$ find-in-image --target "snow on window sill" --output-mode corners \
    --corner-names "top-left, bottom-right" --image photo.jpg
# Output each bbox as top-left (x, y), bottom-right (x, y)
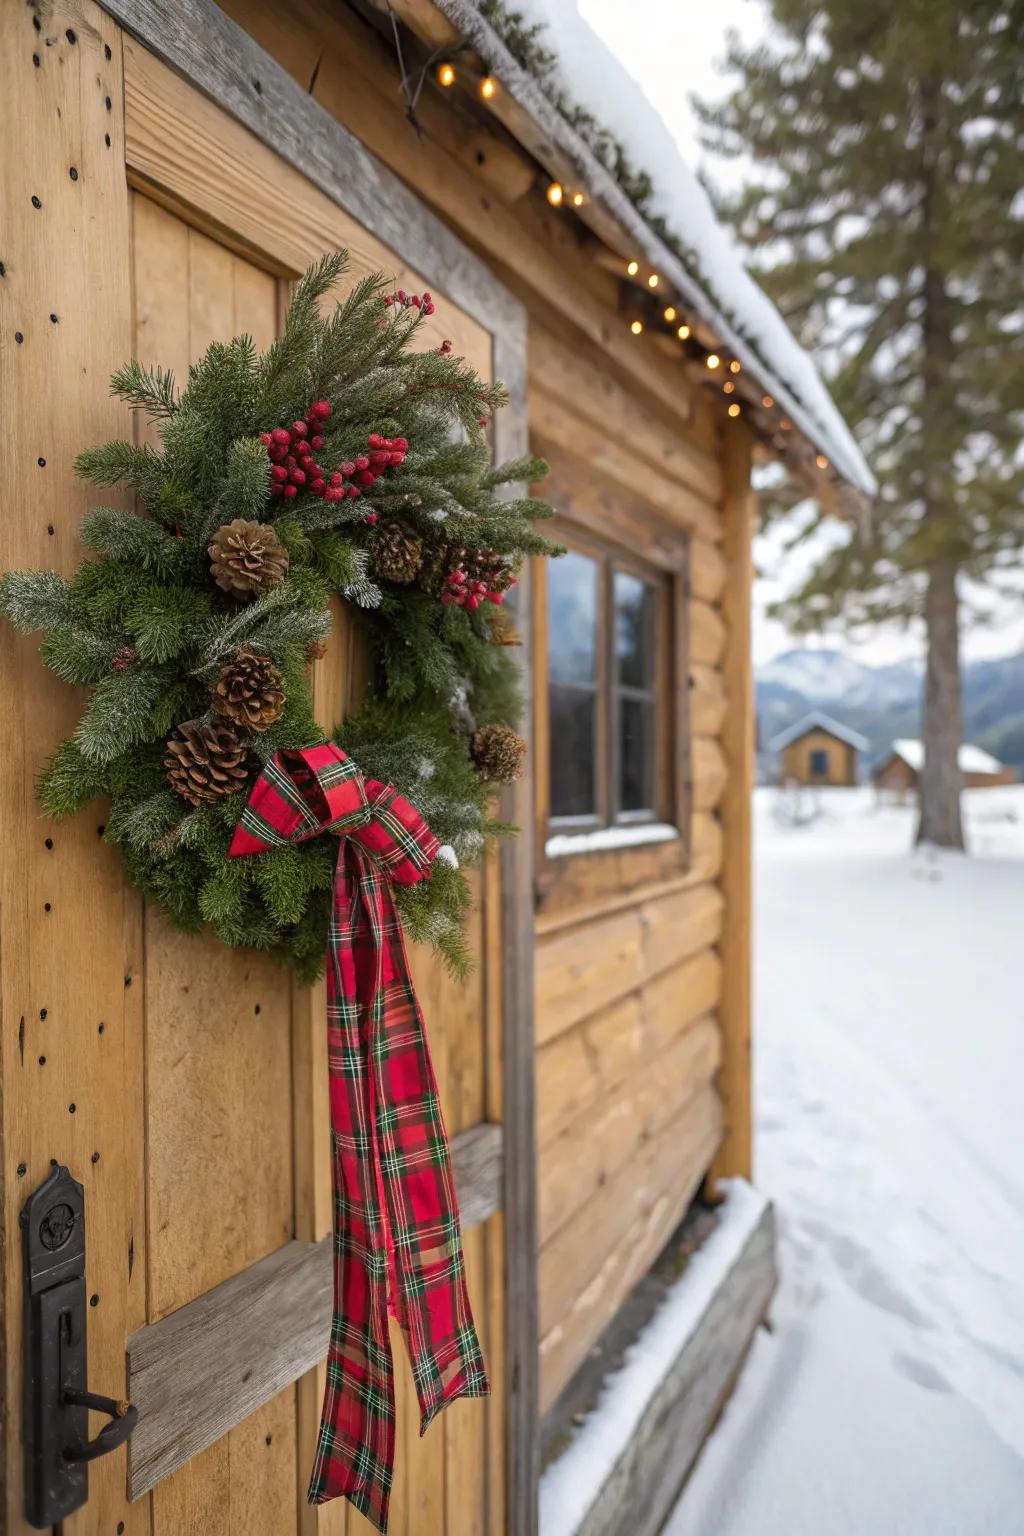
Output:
top-left (545, 822), bottom-right (680, 859)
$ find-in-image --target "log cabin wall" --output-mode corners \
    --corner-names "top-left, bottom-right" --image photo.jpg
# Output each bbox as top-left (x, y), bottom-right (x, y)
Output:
top-left (214, 0), bottom-right (753, 1438)
top-left (529, 325), bottom-right (731, 1411)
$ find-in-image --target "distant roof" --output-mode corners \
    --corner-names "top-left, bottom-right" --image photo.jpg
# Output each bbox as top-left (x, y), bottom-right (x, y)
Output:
top-left (888, 739), bottom-right (1005, 774)
top-left (768, 711), bottom-right (870, 753)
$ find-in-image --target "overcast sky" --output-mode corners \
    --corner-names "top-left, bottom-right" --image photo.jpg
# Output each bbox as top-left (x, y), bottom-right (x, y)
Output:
top-left (579, 0), bottom-right (1024, 669)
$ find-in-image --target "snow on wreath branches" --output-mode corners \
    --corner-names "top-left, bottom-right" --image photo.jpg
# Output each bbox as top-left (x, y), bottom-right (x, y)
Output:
top-left (0, 251), bottom-right (558, 979)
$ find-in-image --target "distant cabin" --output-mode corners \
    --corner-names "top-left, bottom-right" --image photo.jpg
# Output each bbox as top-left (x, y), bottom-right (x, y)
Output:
top-left (874, 738), bottom-right (1016, 797)
top-left (769, 711), bottom-right (869, 787)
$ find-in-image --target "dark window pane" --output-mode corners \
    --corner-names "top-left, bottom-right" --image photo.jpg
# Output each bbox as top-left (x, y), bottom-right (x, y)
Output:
top-left (549, 551), bottom-right (599, 684)
top-left (614, 571), bottom-right (655, 690)
top-left (549, 684), bottom-right (597, 818)
top-left (618, 697), bottom-right (655, 814)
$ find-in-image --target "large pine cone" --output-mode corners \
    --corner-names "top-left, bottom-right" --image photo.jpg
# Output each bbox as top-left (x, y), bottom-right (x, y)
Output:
top-left (211, 648), bottom-right (286, 733)
top-left (369, 520), bottom-right (424, 585)
top-left (208, 518), bottom-right (289, 600)
top-left (417, 542), bottom-right (453, 597)
top-left (165, 718), bottom-right (251, 806)
top-left (470, 722), bottom-right (527, 785)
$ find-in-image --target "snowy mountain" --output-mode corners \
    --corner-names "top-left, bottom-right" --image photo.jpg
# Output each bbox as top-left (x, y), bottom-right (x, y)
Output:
top-left (757, 649), bottom-right (876, 702)
top-left (756, 648), bottom-right (1024, 770)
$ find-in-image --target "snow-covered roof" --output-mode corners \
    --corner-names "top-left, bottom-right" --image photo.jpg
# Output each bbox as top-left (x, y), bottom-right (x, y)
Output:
top-left (769, 711), bottom-right (870, 754)
top-left (889, 739), bottom-right (1005, 775)
top-left (436, 0), bottom-right (875, 502)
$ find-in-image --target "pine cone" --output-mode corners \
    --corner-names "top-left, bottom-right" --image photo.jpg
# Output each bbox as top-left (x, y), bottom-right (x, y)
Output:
top-left (417, 542), bottom-right (453, 597)
top-left (208, 518), bottom-right (289, 600)
top-left (165, 718), bottom-right (251, 806)
top-left (462, 548), bottom-right (519, 596)
top-left (211, 648), bottom-right (286, 733)
top-left (470, 722), bottom-right (527, 785)
top-left (369, 521), bottom-right (424, 585)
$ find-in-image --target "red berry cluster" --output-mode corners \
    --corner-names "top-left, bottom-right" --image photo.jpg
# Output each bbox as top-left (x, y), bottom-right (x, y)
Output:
top-left (440, 568), bottom-right (517, 611)
top-left (383, 288), bottom-right (436, 316)
top-left (260, 401), bottom-right (408, 514)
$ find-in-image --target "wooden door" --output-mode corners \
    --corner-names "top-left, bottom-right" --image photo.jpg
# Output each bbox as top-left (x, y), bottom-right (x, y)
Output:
top-left (1, 7), bottom-right (533, 1534)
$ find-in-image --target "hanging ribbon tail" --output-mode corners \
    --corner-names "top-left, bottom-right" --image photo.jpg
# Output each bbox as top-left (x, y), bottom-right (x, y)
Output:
top-left (230, 744), bottom-right (489, 1534)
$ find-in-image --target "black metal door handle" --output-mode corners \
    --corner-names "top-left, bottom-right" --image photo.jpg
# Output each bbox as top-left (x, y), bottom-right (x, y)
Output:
top-left (62, 1390), bottom-right (139, 1464)
top-left (21, 1162), bottom-right (141, 1528)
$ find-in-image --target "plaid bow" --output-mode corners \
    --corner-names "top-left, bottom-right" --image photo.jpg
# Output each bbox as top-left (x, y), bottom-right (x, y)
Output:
top-left (229, 743), bottom-right (489, 1532)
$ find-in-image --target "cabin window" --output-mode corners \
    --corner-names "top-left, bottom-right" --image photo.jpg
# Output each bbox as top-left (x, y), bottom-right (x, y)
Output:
top-left (547, 540), bottom-right (670, 831)
top-left (809, 748), bottom-right (829, 778)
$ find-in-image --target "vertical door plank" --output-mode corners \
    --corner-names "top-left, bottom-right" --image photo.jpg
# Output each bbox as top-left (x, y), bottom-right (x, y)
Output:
top-left (187, 226), bottom-right (236, 356)
top-left (133, 216), bottom-right (295, 1328)
top-left (152, 1386), bottom-right (298, 1533)
top-left (0, 8), bottom-right (139, 1533)
top-left (133, 195), bottom-right (190, 450)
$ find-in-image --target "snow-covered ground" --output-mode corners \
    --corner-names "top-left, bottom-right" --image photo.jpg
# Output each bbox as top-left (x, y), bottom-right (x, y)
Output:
top-left (666, 785), bottom-right (1024, 1536)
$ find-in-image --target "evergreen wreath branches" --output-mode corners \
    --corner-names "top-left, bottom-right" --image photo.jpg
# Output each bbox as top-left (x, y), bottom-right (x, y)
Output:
top-left (1, 251), bottom-right (558, 980)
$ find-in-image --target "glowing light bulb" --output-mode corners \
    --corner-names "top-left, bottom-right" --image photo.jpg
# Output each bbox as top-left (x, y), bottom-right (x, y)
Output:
top-left (677, 324), bottom-right (690, 340)
top-left (546, 182), bottom-right (564, 207)
top-left (627, 260), bottom-right (639, 276)
top-left (647, 273), bottom-right (659, 289)
top-left (762, 394), bottom-right (775, 409)
top-left (663, 306), bottom-right (677, 322)
top-left (706, 353), bottom-right (721, 370)
top-left (437, 62), bottom-right (456, 87)
top-left (816, 454), bottom-right (829, 469)
top-left (723, 380), bottom-right (735, 395)
top-left (630, 320), bottom-right (644, 335)
top-left (480, 76), bottom-right (497, 99)
top-left (730, 359), bottom-right (742, 374)
top-left (727, 403), bottom-right (741, 418)
top-left (572, 191), bottom-right (585, 206)
top-left (781, 417), bottom-right (793, 430)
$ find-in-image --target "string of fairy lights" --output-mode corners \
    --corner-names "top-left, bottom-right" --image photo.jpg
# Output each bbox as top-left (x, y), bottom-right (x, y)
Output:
top-left (433, 57), bottom-right (832, 474)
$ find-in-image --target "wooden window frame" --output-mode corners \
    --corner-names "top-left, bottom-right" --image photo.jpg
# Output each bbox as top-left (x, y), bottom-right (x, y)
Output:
top-left (547, 531), bottom-right (672, 835)
top-left (535, 514), bottom-right (693, 919)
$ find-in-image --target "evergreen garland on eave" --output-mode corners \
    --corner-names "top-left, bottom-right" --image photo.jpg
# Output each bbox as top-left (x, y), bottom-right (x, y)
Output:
top-left (1, 251), bottom-right (558, 981)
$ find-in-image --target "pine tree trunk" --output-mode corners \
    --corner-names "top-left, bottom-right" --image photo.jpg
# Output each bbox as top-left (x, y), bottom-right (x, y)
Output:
top-left (915, 73), bottom-right (964, 851)
top-left (916, 558), bottom-right (964, 848)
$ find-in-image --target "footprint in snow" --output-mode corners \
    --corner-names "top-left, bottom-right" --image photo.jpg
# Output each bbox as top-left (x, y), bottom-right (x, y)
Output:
top-left (892, 1352), bottom-right (952, 1393)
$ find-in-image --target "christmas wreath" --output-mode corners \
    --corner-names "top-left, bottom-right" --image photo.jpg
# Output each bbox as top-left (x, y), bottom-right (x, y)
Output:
top-left (1, 252), bottom-right (557, 979)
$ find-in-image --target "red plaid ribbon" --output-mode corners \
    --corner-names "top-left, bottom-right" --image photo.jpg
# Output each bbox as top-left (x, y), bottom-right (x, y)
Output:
top-left (229, 743), bottom-right (489, 1532)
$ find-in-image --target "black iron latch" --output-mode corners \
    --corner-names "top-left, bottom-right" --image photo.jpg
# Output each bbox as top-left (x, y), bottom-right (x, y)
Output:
top-left (20, 1161), bottom-right (139, 1528)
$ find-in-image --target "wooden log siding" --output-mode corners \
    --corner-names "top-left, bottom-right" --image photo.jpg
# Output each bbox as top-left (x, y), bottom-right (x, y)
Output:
top-left (127, 1123), bottom-right (502, 1498)
top-left (525, 323), bottom-right (731, 1411)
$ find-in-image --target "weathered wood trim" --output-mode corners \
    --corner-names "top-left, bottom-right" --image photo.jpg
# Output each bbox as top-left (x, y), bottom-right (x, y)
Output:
top-left (96, 0), bottom-right (522, 341)
top-left (493, 323), bottom-right (541, 1536)
top-left (540, 1185), bottom-right (776, 1536)
top-left (127, 1121), bottom-right (503, 1498)
top-left (711, 423), bottom-right (755, 1184)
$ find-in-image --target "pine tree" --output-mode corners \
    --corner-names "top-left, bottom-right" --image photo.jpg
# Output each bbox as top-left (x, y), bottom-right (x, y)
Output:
top-left (697, 1), bottom-right (1024, 847)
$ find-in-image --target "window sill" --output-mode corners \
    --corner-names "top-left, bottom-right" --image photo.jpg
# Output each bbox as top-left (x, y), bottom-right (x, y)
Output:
top-left (545, 822), bottom-right (680, 860)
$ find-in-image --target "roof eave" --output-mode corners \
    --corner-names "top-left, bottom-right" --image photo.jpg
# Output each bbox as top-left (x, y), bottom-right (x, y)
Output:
top-left (376, 0), bottom-right (875, 517)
